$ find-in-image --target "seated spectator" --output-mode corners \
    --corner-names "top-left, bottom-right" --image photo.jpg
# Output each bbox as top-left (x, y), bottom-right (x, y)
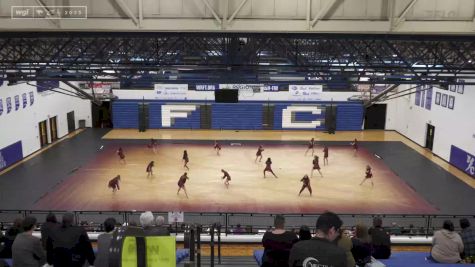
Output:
top-left (12, 216), bottom-right (46, 267)
top-left (460, 218), bottom-right (475, 259)
top-left (233, 224), bottom-right (245, 234)
top-left (154, 216), bottom-right (170, 236)
top-left (336, 229), bottom-right (355, 267)
top-left (46, 213), bottom-right (95, 267)
top-left (430, 220), bottom-right (464, 263)
top-left (262, 215), bottom-right (299, 267)
top-left (298, 225), bottom-right (311, 241)
top-left (0, 218), bottom-right (23, 258)
top-left (40, 212), bottom-right (58, 250)
top-left (368, 217), bottom-right (391, 259)
top-left (95, 217), bottom-right (117, 267)
top-left (351, 224), bottom-right (372, 267)
top-left (289, 211), bottom-right (347, 267)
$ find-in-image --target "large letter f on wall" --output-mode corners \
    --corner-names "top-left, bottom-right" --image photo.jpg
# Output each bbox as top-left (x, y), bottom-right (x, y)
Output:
top-left (161, 105), bottom-right (197, 127)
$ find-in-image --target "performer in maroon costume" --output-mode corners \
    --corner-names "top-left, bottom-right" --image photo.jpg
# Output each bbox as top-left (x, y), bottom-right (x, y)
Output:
top-left (263, 157), bottom-right (278, 178)
top-left (360, 165), bottom-right (374, 186)
top-left (255, 145), bottom-right (264, 162)
top-left (177, 172), bottom-right (190, 198)
top-left (148, 138), bottom-right (158, 153)
top-left (298, 174), bottom-right (312, 196)
top-left (182, 150), bottom-right (189, 170)
top-left (351, 138), bottom-right (358, 156)
top-left (305, 138), bottom-right (315, 156)
top-left (146, 161), bottom-right (154, 177)
top-left (221, 169), bottom-right (231, 189)
top-left (117, 147), bottom-right (126, 164)
top-left (323, 145), bottom-right (329, 165)
top-left (108, 175), bottom-right (121, 192)
top-left (311, 155), bottom-right (323, 177)
top-left (214, 141), bottom-right (222, 155)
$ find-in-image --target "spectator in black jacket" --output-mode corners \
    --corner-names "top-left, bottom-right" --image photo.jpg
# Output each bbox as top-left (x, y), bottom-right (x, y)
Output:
top-left (368, 217), bottom-right (391, 259)
top-left (40, 212), bottom-right (59, 250)
top-left (351, 224), bottom-right (372, 267)
top-left (0, 218), bottom-right (23, 259)
top-left (46, 213), bottom-right (95, 267)
top-left (262, 215), bottom-right (299, 267)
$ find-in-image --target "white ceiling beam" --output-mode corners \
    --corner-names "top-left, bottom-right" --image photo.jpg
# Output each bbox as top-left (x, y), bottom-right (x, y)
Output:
top-left (228, 0), bottom-right (249, 25)
top-left (138, 0), bottom-right (143, 28)
top-left (306, 0), bottom-right (311, 30)
top-left (311, 0), bottom-right (342, 28)
top-left (113, 0), bottom-right (139, 26)
top-left (200, 0), bottom-right (222, 25)
top-left (222, 0), bottom-right (229, 29)
top-left (394, 0), bottom-right (418, 27)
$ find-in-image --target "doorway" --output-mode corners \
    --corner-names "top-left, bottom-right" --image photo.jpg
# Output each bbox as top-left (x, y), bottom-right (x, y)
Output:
top-left (67, 111), bottom-right (75, 133)
top-left (38, 120), bottom-right (48, 147)
top-left (49, 116), bottom-right (58, 142)
top-left (425, 124), bottom-right (435, 151)
top-left (364, 104), bottom-right (387, 129)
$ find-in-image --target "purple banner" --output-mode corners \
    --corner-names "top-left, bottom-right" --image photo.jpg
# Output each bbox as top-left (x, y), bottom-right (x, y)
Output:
top-left (22, 93), bottom-right (27, 108)
top-left (6, 97), bottom-right (12, 113)
top-left (29, 91), bottom-right (34, 105)
top-left (0, 98), bottom-right (3, 116)
top-left (450, 145), bottom-right (475, 179)
top-left (0, 141), bottom-right (24, 171)
top-left (420, 89), bottom-right (425, 107)
top-left (14, 95), bottom-right (20, 110)
top-left (415, 87), bottom-right (421, 106)
top-left (425, 86), bottom-right (432, 110)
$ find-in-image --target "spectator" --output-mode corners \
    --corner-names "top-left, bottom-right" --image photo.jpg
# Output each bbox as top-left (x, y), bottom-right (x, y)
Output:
top-left (233, 224), bottom-right (245, 234)
top-left (0, 218), bottom-right (23, 258)
top-left (298, 226), bottom-right (311, 241)
top-left (154, 216), bottom-right (170, 236)
top-left (336, 229), bottom-right (355, 267)
top-left (261, 215), bottom-right (299, 267)
top-left (351, 224), bottom-right (372, 267)
top-left (289, 211), bottom-right (347, 267)
top-left (12, 216), bottom-right (46, 267)
top-left (430, 220), bottom-right (464, 263)
top-left (40, 212), bottom-right (59, 249)
top-left (95, 217), bottom-right (117, 267)
top-left (460, 218), bottom-right (475, 259)
top-left (368, 217), bottom-right (391, 259)
top-left (389, 222), bottom-right (402, 235)
top-left (46, 213), bottom-right (95, 267)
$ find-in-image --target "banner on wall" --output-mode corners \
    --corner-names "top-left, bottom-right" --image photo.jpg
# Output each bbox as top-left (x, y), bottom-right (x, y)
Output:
top-left (219, 84), bottom-right (279, 92)
top-left (154, 84), bottom-right (188, 100)
top-left (415, 87), bottom-right (421, 106)
top-left (450, 145), bottom-right (475, 179)
top-left (14, 95), bottom-right (20, 111)
top-left (0, 141), bottom-right (23, 171)
top-left (22, 93), bottom-right (27, 108)
top-left (29, 91), bottom-right (34, 106)
top-left (0, 98), bottom-right (3, 116)
top-left (6, 97), bottom-right (12, 113)
top-left (425, 86), bottom-right (432, 110)
top-left (289, 85), bottom-right (323, 101)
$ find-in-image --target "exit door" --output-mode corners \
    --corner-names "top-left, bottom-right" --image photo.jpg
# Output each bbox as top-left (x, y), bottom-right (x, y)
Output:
top-left (39, 120), bottom-right (48, 147)
top-left (425, 124), bottom-right (435, 151)
top-left (49, 116), bottom-right (58, 142)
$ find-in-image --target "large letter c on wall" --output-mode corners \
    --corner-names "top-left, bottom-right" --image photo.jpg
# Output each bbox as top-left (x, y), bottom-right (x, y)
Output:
top-left (282, 106), bottom-right (322, 129)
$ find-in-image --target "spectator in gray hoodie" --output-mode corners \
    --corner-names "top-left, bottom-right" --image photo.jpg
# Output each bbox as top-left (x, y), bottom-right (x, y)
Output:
top-left (431, 220), bottom-right (464, 263)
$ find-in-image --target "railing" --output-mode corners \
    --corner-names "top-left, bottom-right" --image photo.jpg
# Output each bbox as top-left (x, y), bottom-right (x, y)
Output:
top-left (1, 210), bottom-right (473, 238)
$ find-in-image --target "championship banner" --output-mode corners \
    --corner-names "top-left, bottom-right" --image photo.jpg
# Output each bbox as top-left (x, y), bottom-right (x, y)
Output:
top-left (22, 93), bottom-right (27, 108)
top-left (154, 84), bottom-right (188, 100)
top-left (14, 95), bottom-right (20, 110)
top-left (450, 145), bottom-right (475, 179)
top-left (29, 91), bottom-right (34, 106)
top-left (6, 97), bottom-right (12, 113)
top-left (289, 85), bottom-right (323, 101)
top-left (0, 98), bottom-right (3, 116)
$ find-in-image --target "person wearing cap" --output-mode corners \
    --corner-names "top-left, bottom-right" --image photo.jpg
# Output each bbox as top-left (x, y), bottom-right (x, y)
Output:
top-left (289, 211), bottom-right (347, 267)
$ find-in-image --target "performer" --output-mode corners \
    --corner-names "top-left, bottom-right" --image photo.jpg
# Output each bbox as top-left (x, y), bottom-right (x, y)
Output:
top-left (298, 174), bottom-right (312, 196)
top-left (177, 172), bottom-right (190, 198)
top-left (108, 175), bottom-right (121, 192)
top-left (255, 145), bottom-right (264, 162)
top-left (221, 169), bottom-right (231, 189)
top-left (148, 138), bottom-right (158, 153)
top-left (360, 165), bottom-right (374, 187)
top-left (351, 138), bottom-right (358, 156)
top-left (146, 161), bottom-right (154, 177)
top-left (311, 155), bottom-right (323, 177)
top-left (323, 145), bottom-right (329, 165)
top-left (305, 138), bottom-right (315, 156)
top-left (263, 157), bottom-right (278, 178)
top-left (182, 150), bottom-right (189, 170)
top-left (214, 141), bottom-right (222, 156)
top-left (117, 147), bottom-right (126, 164)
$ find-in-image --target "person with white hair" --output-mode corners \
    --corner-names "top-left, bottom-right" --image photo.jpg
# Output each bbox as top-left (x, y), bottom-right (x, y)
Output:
top-left (140, 212), bottom-right (169, 236)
